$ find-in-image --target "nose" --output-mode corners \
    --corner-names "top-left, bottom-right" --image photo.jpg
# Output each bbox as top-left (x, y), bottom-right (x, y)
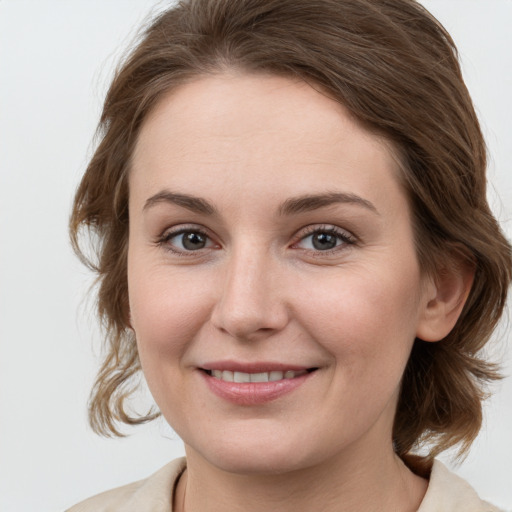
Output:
top-left (210, 245), bottom-right (289, 341)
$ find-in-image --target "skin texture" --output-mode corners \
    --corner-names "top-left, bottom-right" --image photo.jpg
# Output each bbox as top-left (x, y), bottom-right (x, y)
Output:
top-left (128, 73), bottom-right (471, 512)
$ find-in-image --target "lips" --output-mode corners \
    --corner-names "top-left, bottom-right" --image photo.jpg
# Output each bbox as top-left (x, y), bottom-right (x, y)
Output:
top-left (199, 363), bottom-right (317, 405)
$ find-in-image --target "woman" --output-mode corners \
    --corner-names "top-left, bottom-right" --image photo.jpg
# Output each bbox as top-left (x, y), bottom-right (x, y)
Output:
top-left (67, 0), bottom-right (511, 510)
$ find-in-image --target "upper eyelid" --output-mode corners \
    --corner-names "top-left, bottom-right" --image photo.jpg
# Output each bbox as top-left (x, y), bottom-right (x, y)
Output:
top-left (293, 224), bottom-right (356, 241)
top-left (160, 223), bottom-right (212, 239)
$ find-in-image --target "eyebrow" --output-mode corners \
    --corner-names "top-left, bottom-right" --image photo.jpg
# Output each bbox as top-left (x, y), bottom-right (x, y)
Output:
top-left (143, 190), bottom-right (217, 215)
top-left (143, 190), bottom-right (378, 217)
top-left (279, 192), bottom-right (379, 216)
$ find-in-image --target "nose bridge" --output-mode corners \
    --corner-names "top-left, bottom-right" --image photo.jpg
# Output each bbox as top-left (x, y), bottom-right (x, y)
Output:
top-left (211, 239), bottom-right (287, 339)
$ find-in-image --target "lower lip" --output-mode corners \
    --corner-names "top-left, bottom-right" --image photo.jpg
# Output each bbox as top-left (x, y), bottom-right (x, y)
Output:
top-left (201, 371), bottom-right (313, 405)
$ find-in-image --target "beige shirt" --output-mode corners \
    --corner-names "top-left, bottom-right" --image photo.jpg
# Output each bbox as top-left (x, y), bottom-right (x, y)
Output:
top-left (66, 458), bottom-right (503, 512)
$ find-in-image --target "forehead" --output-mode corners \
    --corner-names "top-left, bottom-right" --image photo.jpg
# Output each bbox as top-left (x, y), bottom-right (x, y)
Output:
top-left (130, 72), bottom-right (406, 219)
top-left (134, 72), bottom-right (388, 159)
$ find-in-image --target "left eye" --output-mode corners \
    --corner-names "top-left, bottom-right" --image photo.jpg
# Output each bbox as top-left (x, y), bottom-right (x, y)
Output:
top-left (296, 229), bottom-right (353, 251)
top-left (161, 230), bottom-right (214, 252)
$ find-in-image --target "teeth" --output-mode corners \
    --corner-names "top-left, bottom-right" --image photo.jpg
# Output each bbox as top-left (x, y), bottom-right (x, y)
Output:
top-left (209, 370), bottom-right (308, 383)
top-left (269, 371), bottom-right (284, 382)
top-left (234, 371), bottom-right (251, 383)
top-left (250, 372), bottom-right (269, 382)
top-left (212, 370), bottom-right (234, 381)
top-left (222, 370), bottom-right (234, 382)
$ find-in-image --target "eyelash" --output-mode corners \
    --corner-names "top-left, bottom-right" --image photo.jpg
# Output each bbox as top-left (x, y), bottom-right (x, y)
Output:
top-left (156, 226), bottom-right (214, 256)
top-left (292, 225), bottom-right (356, 255)
top-left (156, 224), bottom-right (356, 256)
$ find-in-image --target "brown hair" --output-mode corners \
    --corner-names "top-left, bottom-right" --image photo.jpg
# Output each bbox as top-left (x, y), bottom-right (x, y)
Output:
top-left (70, 0), bottom-right (511, 462)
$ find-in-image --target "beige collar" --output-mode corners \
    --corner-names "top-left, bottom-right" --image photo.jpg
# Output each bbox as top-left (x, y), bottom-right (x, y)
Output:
top-left (67, 457), bottom-right (502, 512)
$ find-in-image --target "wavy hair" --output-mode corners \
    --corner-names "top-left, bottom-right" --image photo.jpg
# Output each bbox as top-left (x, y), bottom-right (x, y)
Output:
top-left (70, 0), bottom-right (511, 463)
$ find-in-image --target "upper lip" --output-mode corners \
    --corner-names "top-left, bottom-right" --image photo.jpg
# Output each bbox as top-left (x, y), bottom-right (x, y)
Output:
top-left (199, 361), bottom-right (316, 373)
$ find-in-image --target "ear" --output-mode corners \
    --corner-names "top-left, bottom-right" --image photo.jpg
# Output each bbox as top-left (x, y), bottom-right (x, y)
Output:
top-left (416, 257), bottom-right (475, 342)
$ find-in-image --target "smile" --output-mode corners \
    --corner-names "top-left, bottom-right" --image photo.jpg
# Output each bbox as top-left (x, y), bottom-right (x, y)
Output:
top-left (200, 365), bottom-right (318, 405)
top-left (206, 369), bottom-right (310, 383)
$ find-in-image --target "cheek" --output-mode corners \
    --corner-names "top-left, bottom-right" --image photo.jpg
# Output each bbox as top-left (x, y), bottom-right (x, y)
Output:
top-left (294, 263), bottom-right (422, 377)
top-left (128, 263), bottom-right (212, 365)
top-left (127, 263), bottom-right (217, 419)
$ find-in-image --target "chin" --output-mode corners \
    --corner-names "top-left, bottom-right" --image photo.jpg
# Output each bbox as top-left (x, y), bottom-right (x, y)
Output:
top-left (206, 449), bottom-right (312, 476)
top-left (185, 428), bottom-right (332, 476)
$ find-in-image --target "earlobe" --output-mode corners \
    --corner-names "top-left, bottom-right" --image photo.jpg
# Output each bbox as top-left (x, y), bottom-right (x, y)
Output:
top-left (416, 258), bottom-right (475, 342)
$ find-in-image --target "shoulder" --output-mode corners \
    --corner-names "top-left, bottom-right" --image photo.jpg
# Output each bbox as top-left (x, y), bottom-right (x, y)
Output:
top-left (65, 457), bottom-right (186, 512)
top-left (418, 459), bottom-right (503, 512)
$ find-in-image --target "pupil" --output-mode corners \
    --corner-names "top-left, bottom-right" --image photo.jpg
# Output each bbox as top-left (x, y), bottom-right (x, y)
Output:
top-left (312, 232), bottom-right (337, 250)
top-left (182, 232), bottom-right (206, 250)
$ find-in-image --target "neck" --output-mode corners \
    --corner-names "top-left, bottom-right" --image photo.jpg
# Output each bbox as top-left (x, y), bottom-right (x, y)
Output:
top-left (174, 442), bottom-right (427, 512)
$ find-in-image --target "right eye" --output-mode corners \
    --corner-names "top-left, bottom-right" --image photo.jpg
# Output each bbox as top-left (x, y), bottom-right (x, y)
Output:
top-left (158, 228), bottom-right (216, 254)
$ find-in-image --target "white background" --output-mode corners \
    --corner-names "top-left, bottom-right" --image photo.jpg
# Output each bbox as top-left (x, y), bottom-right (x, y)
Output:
top-left (0, 1), bottom-right (511, 511)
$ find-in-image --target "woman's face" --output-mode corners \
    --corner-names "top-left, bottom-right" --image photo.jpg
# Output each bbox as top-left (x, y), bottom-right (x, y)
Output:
top-left (128, 73), bottom-right (434, 474)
